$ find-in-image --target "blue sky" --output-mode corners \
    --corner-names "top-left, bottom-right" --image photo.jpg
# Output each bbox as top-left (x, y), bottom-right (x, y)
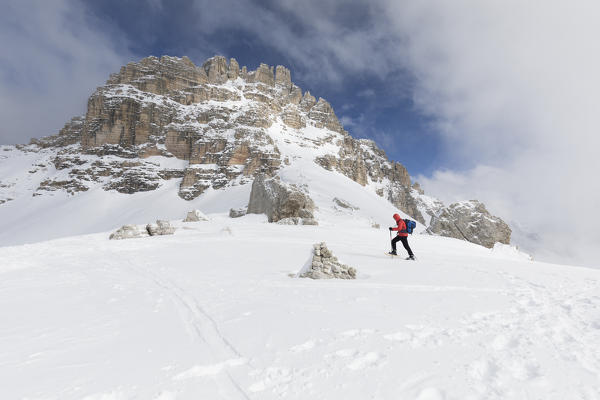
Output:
top-left (2, 0), bottom-right (600, 266)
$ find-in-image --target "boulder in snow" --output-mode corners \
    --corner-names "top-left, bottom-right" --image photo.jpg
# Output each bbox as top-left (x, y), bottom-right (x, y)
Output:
top-left (109, 224), bottom-right (149, 240)
top-left (183, 209), bottom-right (209, 222)
top-left (247, 174), bottom-right (317, 224)
top-left (299, 242), bottom-right (356, 279)
top-left (229, 208), bottom-right (247, 218)
top-left (146, 220), bottom-right (176, 236)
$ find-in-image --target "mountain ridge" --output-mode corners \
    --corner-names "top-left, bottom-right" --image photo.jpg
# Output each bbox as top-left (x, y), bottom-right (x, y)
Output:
top-left (1, 54), bottom-right (510, 248)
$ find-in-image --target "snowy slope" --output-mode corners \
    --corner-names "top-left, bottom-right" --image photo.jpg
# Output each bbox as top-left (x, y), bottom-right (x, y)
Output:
top-left (0, 150), bottom-right (411, 247)
top-left (1, 56), bottom-right (596, 398)
top-left (0, 116), bottom-right (421, 246)
top-left (1, 214), bottom-right (599, 400)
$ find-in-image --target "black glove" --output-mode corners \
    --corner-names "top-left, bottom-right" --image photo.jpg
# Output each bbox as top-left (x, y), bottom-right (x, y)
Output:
top-left (389, 227), bottom-right (393, 231)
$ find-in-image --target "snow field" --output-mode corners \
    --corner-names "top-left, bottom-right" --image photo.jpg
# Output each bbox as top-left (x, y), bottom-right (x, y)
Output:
top-left (1, 216), bottom-right (599, 399)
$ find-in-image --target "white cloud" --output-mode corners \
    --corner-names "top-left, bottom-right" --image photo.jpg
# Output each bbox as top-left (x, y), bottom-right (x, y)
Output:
top-left (0, 0), bottom-right (132, 144)
top-left (387, 0), bottom-right (600, 266)
top-left (339, 115), bottom-right (357, 128)
top-left (189, 0), bottom-right (405, 86)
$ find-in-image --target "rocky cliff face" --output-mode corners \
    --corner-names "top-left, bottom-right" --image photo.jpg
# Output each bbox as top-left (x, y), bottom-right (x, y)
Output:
top-left (33, 55), bottom-right (350, 200)
top-left (428, 200), bottom-right (512, 248)
top-left (6, 54), bottom-right (511, 247)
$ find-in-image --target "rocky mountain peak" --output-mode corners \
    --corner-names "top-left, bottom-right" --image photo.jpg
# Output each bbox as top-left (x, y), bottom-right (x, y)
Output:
top-left (3, 54), bottom-right (511, 248)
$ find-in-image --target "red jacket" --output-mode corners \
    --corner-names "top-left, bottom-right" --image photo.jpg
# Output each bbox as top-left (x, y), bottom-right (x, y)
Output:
top-left (391, 214), bottom-right (408, 237)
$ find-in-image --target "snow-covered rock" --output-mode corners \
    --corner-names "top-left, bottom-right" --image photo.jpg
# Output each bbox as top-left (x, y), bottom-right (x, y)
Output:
top-left (109, 224), bottom-right (149, 240)
top-left (146, 220), bottom-right (176, 236)
top-left (183, 209), bottom-right (209, 222)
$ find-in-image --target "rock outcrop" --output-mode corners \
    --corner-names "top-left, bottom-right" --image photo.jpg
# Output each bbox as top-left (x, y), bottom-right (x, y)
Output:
top-left (333, 197), bottom-right (358, 211)
top-left (299, 242), bottom-right (356, 279)
top-left (428, 200), bottom-right (511, 248)
top-left (315, 137), bottom-right (431, 222)
top-left (40, 55), bottom-right (348, 199)
top-left (247, 174), bottom-right (316, 224)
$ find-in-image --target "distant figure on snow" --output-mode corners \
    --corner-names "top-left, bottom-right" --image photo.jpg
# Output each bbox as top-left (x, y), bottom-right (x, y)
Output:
top-left (389, 213), bottom-right (415, 260)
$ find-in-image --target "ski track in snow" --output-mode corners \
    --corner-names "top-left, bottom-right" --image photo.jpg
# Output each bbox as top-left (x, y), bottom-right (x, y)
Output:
top-left (121, 259), bottom-right (251, 400)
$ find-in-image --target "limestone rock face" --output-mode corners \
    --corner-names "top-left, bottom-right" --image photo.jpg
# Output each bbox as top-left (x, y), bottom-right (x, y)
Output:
top-left (428, 200), bottom-right (512, 248)
top-left (275, 65), bottom-right (292, 89)
top-left (203, 56), bottom-right (228, 84)
top-left (316, 138), bottom-right (411, 188)
top-left (308, 98), bottom-right (344, 133)
top-left (383, 184), bottom-right (426, 224)
top-left (103, 169), bottom-right (160, 194)
top-left (30, 116), bottom-right (85, 148)
top-left (247, 174), bottom-right (316, 224)
top-left (300, 242), bottom-right (356, 279)
top-left (109, 224), bottom-right (149, 240)
top-left (228, 58), bottom-right (240, 79)
top-left (183, 210), bottom-right (209, 222)
top-left (24, 54), bottom-right (349, 200)
top-left (252, 63), bottom-right (275, 86)
top-left (146, 220), bottom-right (176, 236)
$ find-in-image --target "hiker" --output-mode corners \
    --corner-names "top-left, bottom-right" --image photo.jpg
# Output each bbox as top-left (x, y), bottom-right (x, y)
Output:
top-left (389, 213), bottom-right (415, 260)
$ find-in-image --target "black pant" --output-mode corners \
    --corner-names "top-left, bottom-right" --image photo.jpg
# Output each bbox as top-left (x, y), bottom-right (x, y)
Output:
top-left (392, 235), bottom-right (414, 257)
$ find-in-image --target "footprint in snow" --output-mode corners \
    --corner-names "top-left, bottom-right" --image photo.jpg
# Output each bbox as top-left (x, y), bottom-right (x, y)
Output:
top-left (290, 340), bottom-right (316, 353)
top-left (491, 334), bottom-right (519, 350)
top-left (415, 387), bottom-right (446, 400)
top-left (340, 328), bottom-right (375, 338)
top-left (346, 352), bottom-right (381, 370)
top-left (334, 348), bottom-right (358, 357)
top-left (248, 367), bottom-right (292, 393)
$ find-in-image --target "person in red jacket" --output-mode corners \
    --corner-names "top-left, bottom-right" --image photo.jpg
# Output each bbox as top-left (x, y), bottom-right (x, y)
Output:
top-left (389, 213), bottom-right (415, 260)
